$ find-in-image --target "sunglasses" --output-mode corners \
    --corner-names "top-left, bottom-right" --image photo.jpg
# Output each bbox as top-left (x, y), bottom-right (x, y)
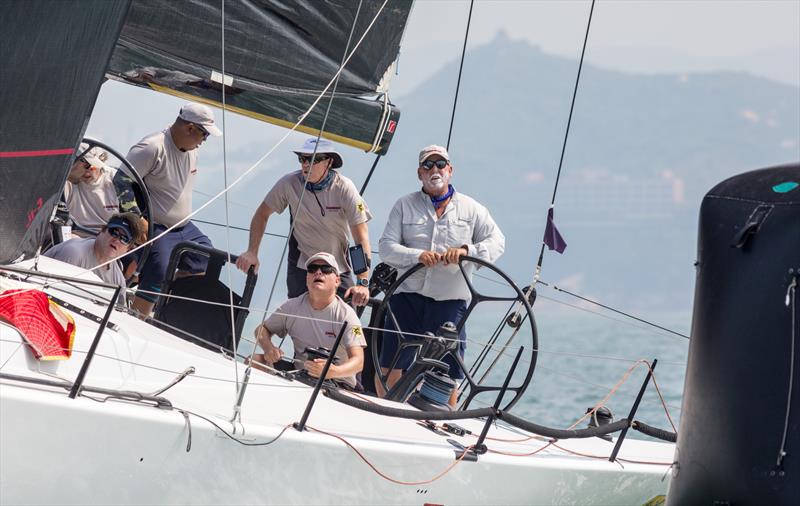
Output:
top-left (421, 159), bottom-right (448, 170)
top-left (107, 227), bottom-right (132, 245)
top-left (306, 263), bottom-right (336, 275)
top-left (79, 158), bottom-right (97, 171)
top-left (298, 154), bottom-right (329, 165)
top-left (192, 123), bottom-right (210, 141)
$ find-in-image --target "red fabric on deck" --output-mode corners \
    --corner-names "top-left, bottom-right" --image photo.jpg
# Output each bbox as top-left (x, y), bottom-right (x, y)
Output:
top-left (0, 289), bottom-right (76, 360)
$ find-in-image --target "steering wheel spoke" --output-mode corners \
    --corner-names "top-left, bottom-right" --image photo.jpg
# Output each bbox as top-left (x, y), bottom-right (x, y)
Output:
top-left (370, 256), bottom-right (538, 411)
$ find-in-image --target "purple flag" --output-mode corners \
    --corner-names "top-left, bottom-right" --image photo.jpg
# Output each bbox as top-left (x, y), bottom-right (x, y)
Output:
top-left (543, 207), bottom-right (567, 254)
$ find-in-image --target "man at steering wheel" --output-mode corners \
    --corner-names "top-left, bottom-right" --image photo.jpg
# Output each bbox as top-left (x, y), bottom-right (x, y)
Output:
top-left (377, 145), bottom-right (505, 406)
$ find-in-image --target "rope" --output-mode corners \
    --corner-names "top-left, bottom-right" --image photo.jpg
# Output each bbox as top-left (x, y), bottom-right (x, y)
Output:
top-left (446, 0), bottom-right (475, 150)
top-left (307, 425), bottom-right (473, 486)
top-left (551, 442), bottom-right (672, 466)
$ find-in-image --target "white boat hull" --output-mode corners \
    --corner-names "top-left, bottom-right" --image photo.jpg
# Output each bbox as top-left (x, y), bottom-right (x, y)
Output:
top-left (1, 258), bottom-right (673, 505)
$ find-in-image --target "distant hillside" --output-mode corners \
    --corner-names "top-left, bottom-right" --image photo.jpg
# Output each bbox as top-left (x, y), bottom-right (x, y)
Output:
top-left (367, 32), bottom-right (799, 311)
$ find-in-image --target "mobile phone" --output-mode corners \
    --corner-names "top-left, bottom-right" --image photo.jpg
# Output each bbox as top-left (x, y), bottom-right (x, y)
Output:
top-left (348, 244), bottom-right (368, 275)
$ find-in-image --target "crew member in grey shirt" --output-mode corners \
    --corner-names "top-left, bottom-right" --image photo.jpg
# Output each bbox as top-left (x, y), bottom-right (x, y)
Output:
top-left (124, 102), bottom-right (221, 316)
top-left (44, 213), bottom-right (148, 302)
top-left (252, 252), bottom-right (366, 389)
top-left (236, 137), bottom-right (372, 306)
top-left (378, 144), bottom-right (505, 405)
top-left (63, 143), bottom-right (119, 234)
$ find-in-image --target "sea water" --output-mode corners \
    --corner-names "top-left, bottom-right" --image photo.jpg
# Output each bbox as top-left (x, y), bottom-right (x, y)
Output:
top-left (502, 308), bottom-right (689, 437)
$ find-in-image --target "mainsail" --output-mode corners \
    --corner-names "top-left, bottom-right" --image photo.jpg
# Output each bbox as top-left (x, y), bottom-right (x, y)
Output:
top-left (0, 0), bottom-right (131, 264)
top-left (107, 0), bottom-right (412, 153)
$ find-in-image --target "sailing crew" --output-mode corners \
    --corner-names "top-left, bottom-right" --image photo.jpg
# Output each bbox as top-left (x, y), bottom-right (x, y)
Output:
top-left (64, 143), bottom-right (141, 235)
top-left (252, 252), bottom-right (366, 389)
top-left (124, 102), bottom-right (222, 317)
top-left (43, 213), bottom-right (148, 299)
top-left (235, 137), bottom-right (372, 306)
top-left (377, 144), bottom-right (505, 406)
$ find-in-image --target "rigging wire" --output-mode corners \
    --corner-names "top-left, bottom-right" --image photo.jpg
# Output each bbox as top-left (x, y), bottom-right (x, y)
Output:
top-left (218, 0), bottom-right (242, 401)
top-left (446, 0), bottom-right (475, 150)
top-left (257, 0), bottom-right (368, 356)
top-left (532, 0), bottom-right (596, 281)
top-left (539, 280), bottom-right (689, 340)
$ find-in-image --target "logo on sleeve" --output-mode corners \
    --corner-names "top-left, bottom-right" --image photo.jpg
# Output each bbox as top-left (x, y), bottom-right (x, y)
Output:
top-left (356, 201), bottom-right (365, 213)
top-left (352, 326), bottom-right (363, 337)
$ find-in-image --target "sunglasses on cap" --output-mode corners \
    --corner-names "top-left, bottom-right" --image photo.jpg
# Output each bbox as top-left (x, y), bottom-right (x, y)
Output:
top-left (306, 263), bottom-right (336, 275)
top-left (420, 159), bottom-right (448, 170)
top-left (107, 227), bottom-right (132, 245)
top-left (192, 123), bottom-right (210, 141)
top-left (298, 154), bottom-right (329, 165)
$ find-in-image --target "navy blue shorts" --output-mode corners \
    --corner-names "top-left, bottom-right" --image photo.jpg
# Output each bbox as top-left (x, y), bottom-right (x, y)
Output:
top-left (137, 221), bottom-right (212, 302)
top-left (379, 292), bottom-right (467, 379)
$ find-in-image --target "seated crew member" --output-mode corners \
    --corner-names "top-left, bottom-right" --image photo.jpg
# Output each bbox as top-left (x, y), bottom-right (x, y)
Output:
top-left (252, 252), bottom-right (366, 389)
top-left (64, 143), bottom-right (128, 235)
top-left (378, 145), bottom-right (505, 406)
top-left (125, 102), bottom-right (222, 317)
top-left (235, 137), bottom-right (372, 307)
top-left (44, 213), bottom-right (148, 300)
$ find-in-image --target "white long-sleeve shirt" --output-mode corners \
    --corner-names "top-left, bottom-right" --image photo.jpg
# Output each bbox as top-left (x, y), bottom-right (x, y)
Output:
top-left (379, 190), bottom-right (505, 301)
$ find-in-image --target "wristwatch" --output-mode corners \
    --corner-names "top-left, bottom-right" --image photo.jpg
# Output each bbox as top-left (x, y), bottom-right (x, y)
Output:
top-left (356, 278), bottom-right (369, 287)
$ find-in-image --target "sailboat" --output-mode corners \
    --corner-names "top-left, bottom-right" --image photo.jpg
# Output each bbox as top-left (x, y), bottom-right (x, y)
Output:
top-left (1, 1), bottom-right (796, 505)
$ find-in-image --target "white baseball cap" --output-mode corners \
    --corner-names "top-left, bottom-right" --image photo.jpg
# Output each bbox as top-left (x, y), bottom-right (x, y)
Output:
top-left (76, 142), bottom-right (108, 170)
top-left (179, 103), bottom-right (222, 137)
top-left (419, 144), bottom-right (450, 164)
top-left (305, 252), bottom-right (340, 275)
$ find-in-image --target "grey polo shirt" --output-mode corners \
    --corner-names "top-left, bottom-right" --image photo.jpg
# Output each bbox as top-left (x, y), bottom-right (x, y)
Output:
top-left (263, 170), bottom-right (371, 272)
top-left (43, 238), bottom-right (127, 302)
top-left (126, 129), bottom-right (197, 228)
top-left (64, 167), bottom-right (119, 233)
top-left (378, 190), bottom-right (505, 301)
top-left (265, 293), bottom-right (366, 387)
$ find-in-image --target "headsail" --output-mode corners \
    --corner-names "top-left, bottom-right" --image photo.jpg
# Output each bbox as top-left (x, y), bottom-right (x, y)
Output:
top-left (0, 0), bottom-right (131, 264)
top-left (107, 0), bottom-right (413, 154)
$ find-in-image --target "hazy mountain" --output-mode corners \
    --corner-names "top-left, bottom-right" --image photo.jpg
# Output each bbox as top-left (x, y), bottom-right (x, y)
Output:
top-left (351, 33), bottom-right (798, 312)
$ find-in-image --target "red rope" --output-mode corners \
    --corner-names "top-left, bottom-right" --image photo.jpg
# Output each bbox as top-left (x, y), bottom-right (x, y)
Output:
top-left (307, 425), bottom-right (473, 485)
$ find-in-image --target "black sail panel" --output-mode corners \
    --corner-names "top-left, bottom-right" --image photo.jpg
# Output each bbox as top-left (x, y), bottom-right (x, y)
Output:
top-left (0, 0), bottom-right (132, 264)
top-left (107, 0), bottom-right (412, 153)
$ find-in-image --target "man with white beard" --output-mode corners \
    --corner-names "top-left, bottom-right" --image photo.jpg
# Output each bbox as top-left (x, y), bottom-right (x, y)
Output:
top-left (377, 145), bottom-right (505, 406)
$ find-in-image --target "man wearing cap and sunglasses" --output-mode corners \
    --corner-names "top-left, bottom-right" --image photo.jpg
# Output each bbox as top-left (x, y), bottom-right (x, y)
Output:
top-left (63, 143), bottom-right (133, 235)
top-left (378, 144), bottom-right (505, 406)
top-left (124, 102), bottom-right (222, 316)
top-left (252, 252), bottom-right (366, 389)
top-left (44, 213), bottom-right (148, 299)
top-left (236, 137), bottom-right (372, 306)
